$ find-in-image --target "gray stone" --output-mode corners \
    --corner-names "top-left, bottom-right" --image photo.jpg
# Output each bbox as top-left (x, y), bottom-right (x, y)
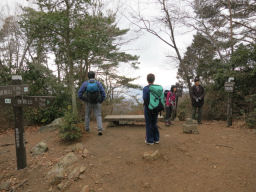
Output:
top-left (58, 152), bottom-right (79, 168)
top-left (57, 182), bottom-right (65, 190)
top-left (151, 150), bottom-right (160, 160)
top-left (143, 150), bottom-right (160, 160)
top-left (57, 180), bottom-right (71, 191)
top-left (81, 185), bottom-right (89, 192)
top-left (183, 123), bottom-right (199, 134)
top-left (47, 152), bottom-right (79, 184)
top-left (80, 166), bottom-right (86, 174)
top-left (79, 174), bottom-right (86, 179)
top-left (143, 152), bottom-right (151, 160)
top-left (31, 142), bottom-right (48, 155)
top-left (0, 181), bottom-right (11, 191)
top-left (68, 167), bottom-right (80, 180)
top-left (47, 166), bottom-right (65, 185)
top-left (82, 148), bottom-right (89, 158)
top-left (40, 117), bottom-right (63, 132)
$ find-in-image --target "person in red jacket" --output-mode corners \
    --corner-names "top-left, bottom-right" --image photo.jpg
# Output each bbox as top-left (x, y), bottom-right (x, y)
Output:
top-left (165, 85), bottom-right (177, 126)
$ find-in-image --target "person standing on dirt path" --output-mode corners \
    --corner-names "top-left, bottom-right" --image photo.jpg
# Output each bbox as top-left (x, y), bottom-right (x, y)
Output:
top-left (78, 71), bottom-right (106, 136)
top-left (191, 77), bottom-right (205, 124)
top-left (165, 85), bottom-right (177, 126)
top-left (143, 73), bottom-right (164, 145)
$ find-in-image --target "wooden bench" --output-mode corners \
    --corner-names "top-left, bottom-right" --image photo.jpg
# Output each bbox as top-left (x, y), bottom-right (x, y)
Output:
top-left (104, 115), bottom-right (164, 126)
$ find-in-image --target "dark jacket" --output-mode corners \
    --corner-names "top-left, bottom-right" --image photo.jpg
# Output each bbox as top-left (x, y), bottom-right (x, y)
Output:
top-left (191, 85), bottom-right (205, 107)
top-left (143, 85), bottom-right (150, 109)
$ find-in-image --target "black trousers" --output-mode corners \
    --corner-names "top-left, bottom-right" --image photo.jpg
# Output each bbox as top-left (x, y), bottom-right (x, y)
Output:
top-left (165, 106), bottom-right (173, 122)
top-left (192, 106), bottom-right (202, 123)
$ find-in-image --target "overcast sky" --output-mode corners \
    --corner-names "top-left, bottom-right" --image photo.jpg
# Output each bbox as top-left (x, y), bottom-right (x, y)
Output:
top-left (0, 0), bottom-right (195, 90)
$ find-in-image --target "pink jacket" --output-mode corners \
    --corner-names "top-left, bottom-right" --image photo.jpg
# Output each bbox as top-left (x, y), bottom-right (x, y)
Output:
top-left (166, 91), bottom-right (176, 107)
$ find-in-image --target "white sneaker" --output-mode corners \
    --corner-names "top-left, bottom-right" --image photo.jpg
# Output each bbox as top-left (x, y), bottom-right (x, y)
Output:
top-left (145, 140), bottom-right (154, 145)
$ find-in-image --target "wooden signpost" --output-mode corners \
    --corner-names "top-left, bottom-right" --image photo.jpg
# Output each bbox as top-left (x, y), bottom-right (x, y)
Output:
top-left (225, 78), bottom-right (235, 127)
top-left (0, 75), bottom-right (54, 170)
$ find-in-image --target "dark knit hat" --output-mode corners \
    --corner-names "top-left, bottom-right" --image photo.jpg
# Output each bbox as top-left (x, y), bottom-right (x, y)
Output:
top-left (194, 77), bottom-right (200, 82)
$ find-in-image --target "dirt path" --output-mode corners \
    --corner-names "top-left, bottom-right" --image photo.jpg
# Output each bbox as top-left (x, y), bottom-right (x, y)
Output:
top-left (1, 121), bottom-right (256, 192)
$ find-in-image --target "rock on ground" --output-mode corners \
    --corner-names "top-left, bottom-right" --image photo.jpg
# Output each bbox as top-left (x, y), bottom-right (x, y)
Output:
top-left (80, 166), bottom-right (86, 174)
top-left (81, 185), bottom-right (89, 192)
top-left (183, 118), bottom-right (199, 134)
top-left (68, 167), bottom-right (80, 180)
top-left (47, 152), bottom-right (79, 185)
top-left (143, 150), bottom-right (160, 160)
top-left (47, 166), bottom-right (65, 185)
top-left (39, 117), bottom-right (63, 132)
top-left (82, 148), bottom-right (89, 158)
top-left (59, 152), bottom-right (79, 167)
top-left (30, 141), bottom-right (48, 155)
top-left (0, 181), bottom-right (10, 191)
top-left (57, 180), bottom-right (71, 191)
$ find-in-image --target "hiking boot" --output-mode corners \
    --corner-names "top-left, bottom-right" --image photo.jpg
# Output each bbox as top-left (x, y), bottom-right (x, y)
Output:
top-left (98, 131), bottom-right (103, 136)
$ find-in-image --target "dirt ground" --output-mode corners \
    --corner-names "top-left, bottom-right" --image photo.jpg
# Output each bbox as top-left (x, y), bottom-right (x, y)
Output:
top-left (1, 120), bottom-right (256, 192)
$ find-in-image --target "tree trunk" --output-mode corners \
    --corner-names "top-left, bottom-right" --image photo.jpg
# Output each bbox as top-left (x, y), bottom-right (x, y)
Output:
top-left (65, 0), bottom-right (78, 116)
top-left (19, 39), bottom-right (32, 68)
top-left (228, 0), bottom-right (234, 55)
top-left (161, 0), bottom-right (192, 97)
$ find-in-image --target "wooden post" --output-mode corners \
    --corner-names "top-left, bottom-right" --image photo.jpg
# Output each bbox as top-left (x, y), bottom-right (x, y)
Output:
top-left (225, 80), bottom-right (234, 127)
top-left (12, 76), bottom-right (27, 170)
top-left (227, 92), bottom-right (233, 127)
top-left (13, 105), bottom-right (27, 169)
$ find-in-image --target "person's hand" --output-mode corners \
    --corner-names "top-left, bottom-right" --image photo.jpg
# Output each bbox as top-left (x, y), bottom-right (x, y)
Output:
top-left (196, 98), bottom-right (199, 102)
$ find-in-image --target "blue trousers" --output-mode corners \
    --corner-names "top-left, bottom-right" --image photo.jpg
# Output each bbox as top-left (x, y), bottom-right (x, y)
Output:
top-left (144, 107), bottom-right (159, 143)
top-left (85, 103), bottom-right (103, 131)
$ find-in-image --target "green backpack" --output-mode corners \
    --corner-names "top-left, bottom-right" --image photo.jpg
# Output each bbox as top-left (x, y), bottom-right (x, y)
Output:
top-left (148, 84), bottom-right (165, 113)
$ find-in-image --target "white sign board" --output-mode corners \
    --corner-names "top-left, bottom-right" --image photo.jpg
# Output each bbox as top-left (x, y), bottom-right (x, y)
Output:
top-left (5, 98), bottom-right (12, 104)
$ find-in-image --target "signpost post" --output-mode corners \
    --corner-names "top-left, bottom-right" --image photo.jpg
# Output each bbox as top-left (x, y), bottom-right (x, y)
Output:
top-left (225, 77), bottom-right (235, 127)
top-left (12, 75), bottom-right (27, 169)
top-left (0, 75), bottom-right (54, 170)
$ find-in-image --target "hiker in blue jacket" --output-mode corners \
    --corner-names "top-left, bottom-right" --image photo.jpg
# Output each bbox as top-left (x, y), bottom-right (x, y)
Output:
top-left (143, 73), bottom-right (164, 145)
top-left (78, 71), bottom-right (106, 135)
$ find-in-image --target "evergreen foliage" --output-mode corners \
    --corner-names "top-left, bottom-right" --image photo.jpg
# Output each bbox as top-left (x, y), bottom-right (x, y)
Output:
top-left (59, 112), bottom-right (82, 142)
